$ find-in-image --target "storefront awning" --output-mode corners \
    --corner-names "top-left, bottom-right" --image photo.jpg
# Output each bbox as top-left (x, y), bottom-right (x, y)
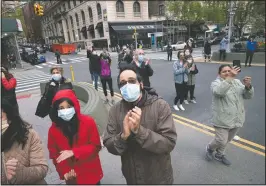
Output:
top-left (87, 24), bottom-right (94, 31)
top-left (111, 24), bottom-right (163, 33)
top-left (2, 18), bottom-right (23, 33)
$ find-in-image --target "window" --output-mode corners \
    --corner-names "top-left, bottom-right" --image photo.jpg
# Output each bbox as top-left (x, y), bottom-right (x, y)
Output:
top-left (54, 23), bottom-right (57, 36)
top-left (67, 31), bottom-right (70, 42)
top-left (116, 0), bottom-right (124, 12)
top-left (159, 5), bottom-right (165, 16)
top-left (66, 19), bottom-right (69, 29)
top-left (88, 7), bottom-right (93, 23)
top-left (80, 0), bottom-right (83, 3)
top-left (97, 3), bottom-right (102, 19)
top-left (75, 13), bottom-right (79, 27)
top-left (133, 1), bottom-right (140, 17)
top-left (73, 0), bottom-right (76, 7)
top-left (72, 30), bottom-right (75, 41)
top-left (68, 1), bottom-right (71, 9)
top-left (63, 4), bottom-right (66, 12)
top-left (78, 29), bottom-right (81, 40)
top-left (81, 11), bottom-right (85, 25)
top-left (70, 16), bottom-right (74, 27)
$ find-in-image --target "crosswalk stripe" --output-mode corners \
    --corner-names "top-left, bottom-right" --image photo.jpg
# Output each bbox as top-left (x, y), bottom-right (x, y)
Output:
top-left (17, 78), bottom-right (50, 85)
top-left (16, 86), bottom-right (40, 93)
top-left (35, 65), bottom-right (43, 68)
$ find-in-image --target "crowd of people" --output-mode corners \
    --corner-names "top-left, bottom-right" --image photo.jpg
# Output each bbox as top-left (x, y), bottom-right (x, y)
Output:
top-left (1, 40), bottom-right (254, 184)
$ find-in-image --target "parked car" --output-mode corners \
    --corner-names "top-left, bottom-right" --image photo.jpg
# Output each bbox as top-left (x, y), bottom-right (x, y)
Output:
top-left (163, 41), bottom-right (187, 51)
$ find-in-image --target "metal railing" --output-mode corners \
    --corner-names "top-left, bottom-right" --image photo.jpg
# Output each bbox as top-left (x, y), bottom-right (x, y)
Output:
top-left (133, 12), bottom-right (141, 17)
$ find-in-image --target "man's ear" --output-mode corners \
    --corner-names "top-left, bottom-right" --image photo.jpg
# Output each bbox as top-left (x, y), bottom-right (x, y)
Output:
top-left (140, 82), bottom-right (144, 90)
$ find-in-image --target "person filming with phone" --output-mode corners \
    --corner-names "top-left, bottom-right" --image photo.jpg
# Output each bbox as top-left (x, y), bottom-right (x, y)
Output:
top-left (205, 64), bottom-right (254, 166)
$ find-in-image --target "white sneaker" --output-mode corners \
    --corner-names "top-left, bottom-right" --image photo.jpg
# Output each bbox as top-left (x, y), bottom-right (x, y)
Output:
top-left (98, 81), bottom-right (100, 85)
top-left (179, 104), bottom-right (185, 111)
top-left (173, 105), bottom-right (179, 111)
top-left (190, 99), bottom-right (197, 104)
top-left (92, 81), bottom-right (95, 86)
top-left (184, 100), bottom-right (189, 104)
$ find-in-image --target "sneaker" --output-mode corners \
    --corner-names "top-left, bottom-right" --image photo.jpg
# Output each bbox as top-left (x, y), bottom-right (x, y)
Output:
top-left (190, 99), bottom-right (197, 104)
top-left (173, 105), bottom-right (179, 111)
top-left (179, 104), bottom-right (185, 111)
top-left (92, 81), bottom-right (95, 86)
top-left (98, 81), bottom-right (101, 84)
top-left (104, 99), bottom-right (109, 104)
top-left (184, 100), bottom-right (189, 105)
top-left (214, 154), bottom-right (231, 166)
top-left (205, 145), bottom-right (214, 161)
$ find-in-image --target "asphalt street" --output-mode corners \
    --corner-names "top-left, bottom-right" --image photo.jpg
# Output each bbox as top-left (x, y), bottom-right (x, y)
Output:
top-left (26, 50), bottom-right (265, 147)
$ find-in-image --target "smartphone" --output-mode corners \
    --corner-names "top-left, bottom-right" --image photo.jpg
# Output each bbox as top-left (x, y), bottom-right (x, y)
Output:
top-left (233, 60), bottom-right (241, 72)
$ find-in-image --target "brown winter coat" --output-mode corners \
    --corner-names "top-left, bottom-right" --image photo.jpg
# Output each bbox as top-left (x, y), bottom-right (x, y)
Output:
top-left (103, 88), bottom-right (177, 184)
top-left (1, 129), bottom-right (48, 184)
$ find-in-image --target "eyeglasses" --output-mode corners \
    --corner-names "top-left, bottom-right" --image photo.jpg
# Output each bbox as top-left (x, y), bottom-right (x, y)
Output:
top-left (118, 78), bottom-right (137, 88)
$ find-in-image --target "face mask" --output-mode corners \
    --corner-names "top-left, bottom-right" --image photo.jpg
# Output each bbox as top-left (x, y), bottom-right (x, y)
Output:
top-left (1, 120), bottom-right (9, 134)
top-left (52, 74), bottom-right (62, 81)
top-left (187, 59), bottom-right (192, 64)
top-left (58, 107), bottom-right (75, 121)
top-left (92, 51), bottom-right (97, 55)
top-left (138, 55), bottom-right (144, 62)
top-left (120, 83), bottom-right (140, 102)
top-left (185, 51), bottom-right (190, 56)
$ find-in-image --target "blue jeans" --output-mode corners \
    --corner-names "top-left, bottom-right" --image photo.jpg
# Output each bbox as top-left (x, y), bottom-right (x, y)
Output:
top-left (92, 72), bottom-right (99, 90)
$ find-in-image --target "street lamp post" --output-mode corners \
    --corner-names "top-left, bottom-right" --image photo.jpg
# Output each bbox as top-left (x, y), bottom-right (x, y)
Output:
top-left (227, 1), bottom-right (237, 52)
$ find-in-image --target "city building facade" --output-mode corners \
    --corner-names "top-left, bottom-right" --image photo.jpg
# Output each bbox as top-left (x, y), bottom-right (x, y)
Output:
top-left (40, 0), bottom-right (165, 49)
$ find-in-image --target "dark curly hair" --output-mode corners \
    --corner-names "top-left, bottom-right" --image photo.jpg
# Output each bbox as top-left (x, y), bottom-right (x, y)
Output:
top-left (1, 98), bottom-right (31, 152)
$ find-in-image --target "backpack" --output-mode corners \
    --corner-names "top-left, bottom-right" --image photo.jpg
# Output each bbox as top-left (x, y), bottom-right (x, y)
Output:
top-left (100, 59), bottom-right (111, 77)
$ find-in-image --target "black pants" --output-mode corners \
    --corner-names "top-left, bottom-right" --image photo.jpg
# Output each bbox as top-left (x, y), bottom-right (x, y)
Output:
top-left (184, 84), bottom-right (195, 100)
top-left (168, 53), bottom-right (172, 61)
top-left (204, 54), bottom-right (211, 60)
top-left (56, 56), bottom-right (61, 64)
top-left (219, 50), bottom-right (226, 61)
top-left (245, 50), bottom-right (254, 66)
top-left (174, 82), bottom-right (187, 105)
top-left (101, 77), bottom-right (114, 97)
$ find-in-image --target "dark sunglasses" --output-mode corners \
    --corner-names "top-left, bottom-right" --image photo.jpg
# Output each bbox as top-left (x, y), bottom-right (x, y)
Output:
top-left (118, 78), bottom-right (137, 88)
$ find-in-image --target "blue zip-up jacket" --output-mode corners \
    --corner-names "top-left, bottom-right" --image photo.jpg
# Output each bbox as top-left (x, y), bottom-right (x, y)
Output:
top-left (246, 41), bottom-right (257, 52)
top-left (173, 60), bottom-right (189, 84)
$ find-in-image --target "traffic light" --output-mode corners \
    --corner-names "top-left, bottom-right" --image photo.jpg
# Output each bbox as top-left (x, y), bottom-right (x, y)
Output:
top-left (38, 5), bottom-right (44, 16)
top-left (34, 3), bottom-right (39, 15)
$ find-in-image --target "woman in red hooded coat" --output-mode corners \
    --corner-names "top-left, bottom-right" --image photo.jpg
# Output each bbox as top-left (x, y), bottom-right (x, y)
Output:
top-left (47, 89), bottom-right (103, 184)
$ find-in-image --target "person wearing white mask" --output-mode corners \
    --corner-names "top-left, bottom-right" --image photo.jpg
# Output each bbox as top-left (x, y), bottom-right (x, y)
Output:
top-left (131, 49), bottom-right (153, 87)
top-left (48, 89), bottom-right (103, 184)
top-left (35, 67), bottom-right (73, 118)
top-left (184, 56), bottom-right (198, 104)
top-left (103, 66), bottom-right (177, 184)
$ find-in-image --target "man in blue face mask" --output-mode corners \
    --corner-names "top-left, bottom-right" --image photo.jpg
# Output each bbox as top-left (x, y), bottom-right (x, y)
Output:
top-left (103, 65), bottom-right (177, 185)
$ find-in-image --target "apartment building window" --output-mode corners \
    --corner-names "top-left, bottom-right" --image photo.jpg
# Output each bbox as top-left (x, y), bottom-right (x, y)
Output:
top-left (54, 23), bottom-right (57, 36)
top-left (70, 16), bottom-right (74, 27)
top-left (88, 7), bottom-right (93, 23)
top-left (73, 0), bottom-right (76, 7)
top-left (133, 1), bottom-right (141, 17)
top-left (66, 19), bottom-right (69, 30)
top-left (80, 0), bottom-right (83, 3)
top-left (116, 0), bottom-right (125, 17)
top-left (75, 13), bottom-right (79, 27)
top-left (67, 31), bottom-right (70, 41)
top-left (68, 1), bottom-right (71, 9)
top-left (63, 3), bottom-right (66, 12)
top-left (77, 29), bottom-right (81, 40)
top-left (159, 5), bottom-right (165, 16)
top-left (72, 30), bottom-right (75, 41)
top-left (81, 11), bottom-right (86, 25)
top-left (97, 3), bottom-right (102, 20)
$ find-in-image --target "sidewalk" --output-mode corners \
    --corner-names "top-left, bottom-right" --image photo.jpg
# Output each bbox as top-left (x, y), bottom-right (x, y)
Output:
top-left (194, 57), bottom-right (265, 67)
top-left (17, 87), bottom-right (265, 184)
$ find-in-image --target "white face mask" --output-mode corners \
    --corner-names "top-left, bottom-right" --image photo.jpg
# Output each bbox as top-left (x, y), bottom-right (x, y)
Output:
top-left (120, 83), bottom-right (140, 102)
top-left (58, 107), bottom-right (75, 121)
top-left (92, 51), bottom-right (97, 55)
top-left (52, 74), bottom-right (62, 81)
top-left (187, 59), bottom-right (192, 64)
top-left (185, 50), bottom-right (190, 56)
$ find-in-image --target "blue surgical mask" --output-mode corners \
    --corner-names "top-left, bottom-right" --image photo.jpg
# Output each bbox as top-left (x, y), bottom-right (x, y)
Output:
top-left (52, 74), bottom-right (62, 81)
top-left (58, 107), bottom-right (75, 121)
top-left (120, 83), bottom-right (140, 102)
top-left (138, 55), bottom-right (144, 62)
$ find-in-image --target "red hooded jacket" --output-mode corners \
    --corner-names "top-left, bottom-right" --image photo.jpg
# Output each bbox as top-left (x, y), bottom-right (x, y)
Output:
top-left (47, 89), bottom-right (103, 184)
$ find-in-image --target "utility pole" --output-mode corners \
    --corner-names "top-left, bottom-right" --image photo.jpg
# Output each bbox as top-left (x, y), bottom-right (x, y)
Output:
top-left (134, 28), bottom-right (137, 49)
top-left (227, 1), bottom-right (236, 52)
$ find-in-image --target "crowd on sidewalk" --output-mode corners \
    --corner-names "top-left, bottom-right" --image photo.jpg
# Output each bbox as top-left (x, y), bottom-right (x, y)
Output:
top-left (1, 42), bottom-right (254, 184)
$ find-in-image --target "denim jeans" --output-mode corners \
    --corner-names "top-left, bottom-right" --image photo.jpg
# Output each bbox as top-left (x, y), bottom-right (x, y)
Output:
top-left (92, 72), bottom-right (99, 90)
